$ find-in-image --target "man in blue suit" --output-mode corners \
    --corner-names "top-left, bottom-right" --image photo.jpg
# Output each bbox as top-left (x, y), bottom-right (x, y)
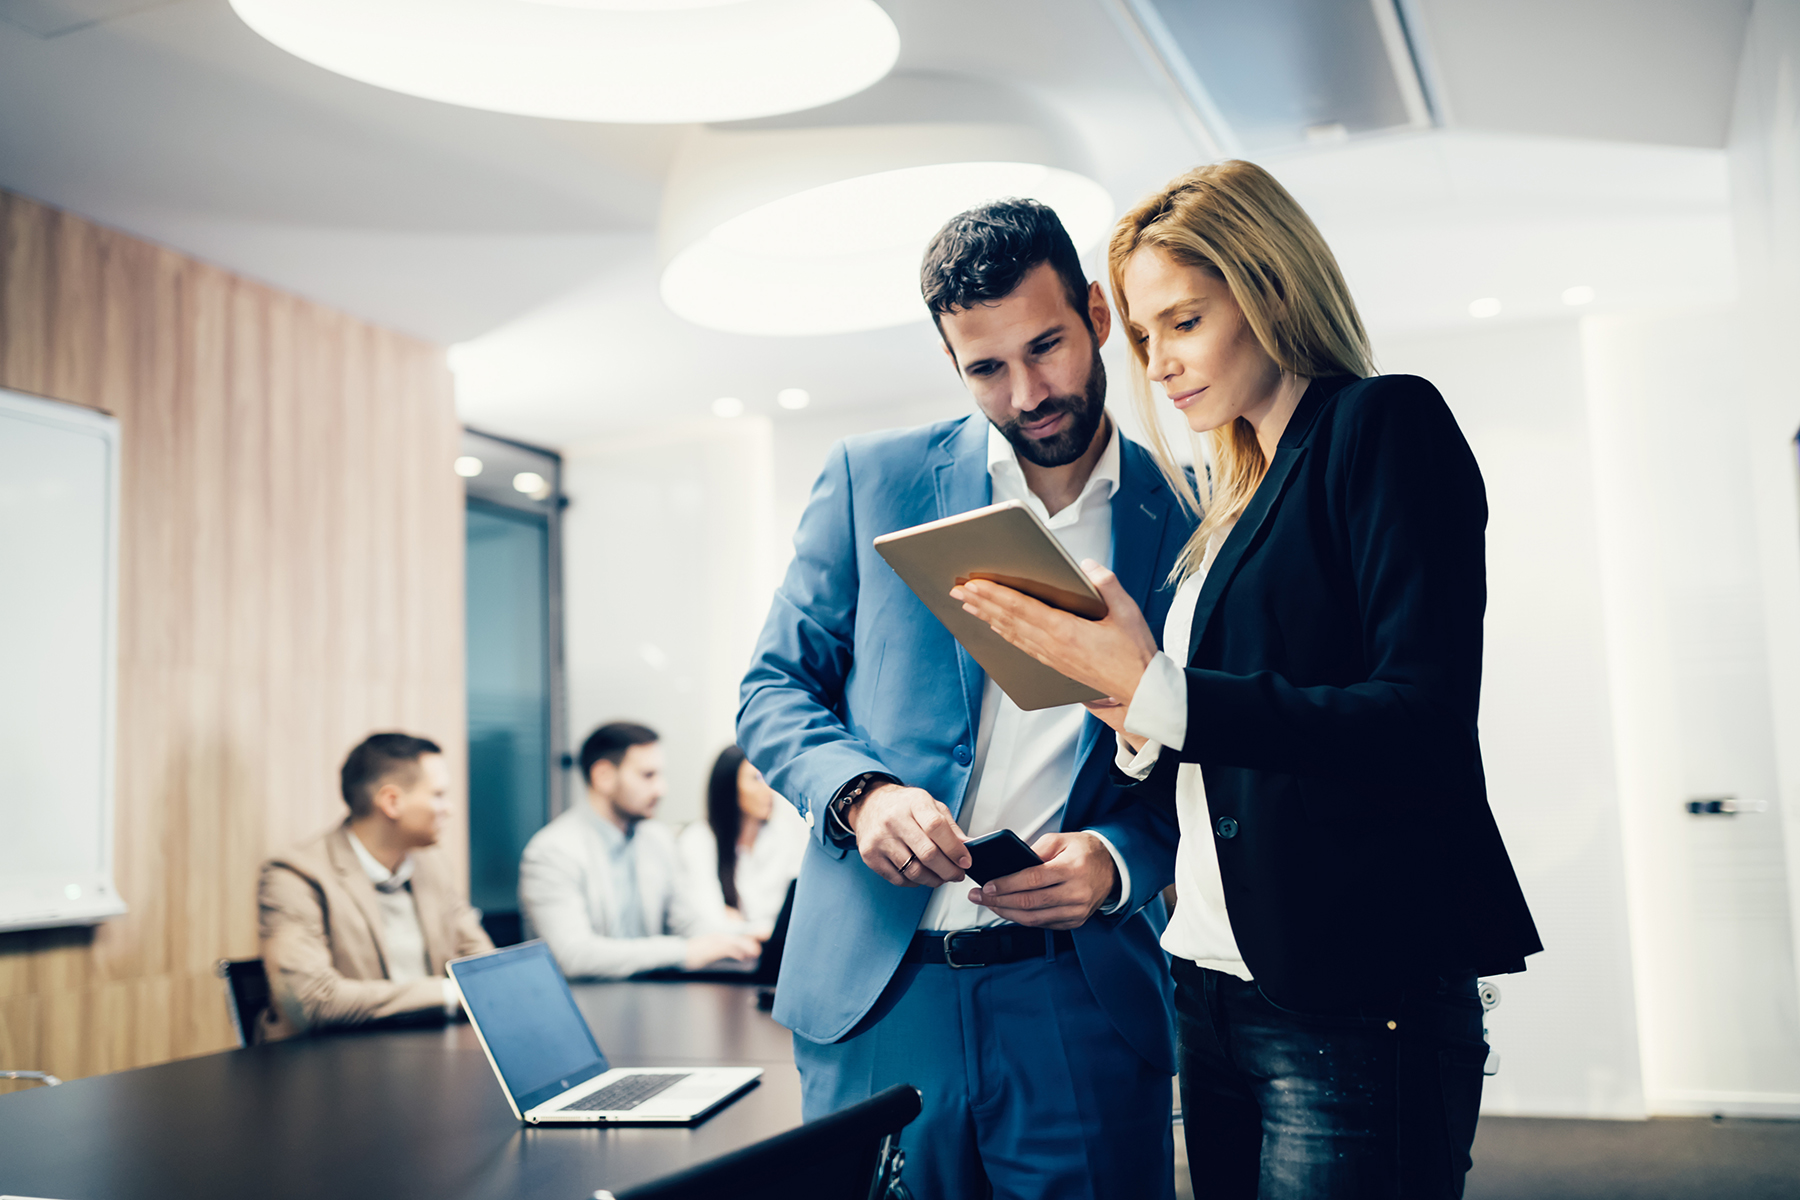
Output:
top-left (738, 200), bottom-right (1193, 1199)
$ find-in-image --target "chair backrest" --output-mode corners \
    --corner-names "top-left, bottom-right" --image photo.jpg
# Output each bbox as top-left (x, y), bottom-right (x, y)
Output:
top-left (753, 880), bottom-right (797, 987)
top-left (215, 958), bottom-right (271, 1048)
top-left (0, 1071), bottom-right (61, 1088)
top-left (604, 1083), bottom-right (922, 1200)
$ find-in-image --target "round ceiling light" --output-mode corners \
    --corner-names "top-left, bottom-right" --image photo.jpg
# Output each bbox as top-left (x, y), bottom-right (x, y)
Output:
top-left (663, 163), bottom-right (1112, 336)
top-left (656, 81), bottom-right (1113, 337)
top-left (228, 0), bottom-right (899, 124)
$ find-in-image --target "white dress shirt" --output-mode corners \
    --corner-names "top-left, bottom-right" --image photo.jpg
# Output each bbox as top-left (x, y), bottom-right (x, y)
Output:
top-left (919, 422), bottom-right (1132, 931)
top-left (346, 829), bottom-right (460, 1010)
top-left (1115, 519), bottom-right (1251, 979)
top-left (677, 800), bottom-right (809, 935)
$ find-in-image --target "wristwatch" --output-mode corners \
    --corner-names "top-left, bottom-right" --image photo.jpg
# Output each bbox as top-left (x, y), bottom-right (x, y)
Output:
top-left (826, 772), bottom-right (900, 843)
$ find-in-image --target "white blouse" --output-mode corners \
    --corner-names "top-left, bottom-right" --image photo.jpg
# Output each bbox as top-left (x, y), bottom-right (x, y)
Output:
top-left (1115, 519), bottom-right (1253, 980)
top-left (677, 800), bottom-right (809, 936)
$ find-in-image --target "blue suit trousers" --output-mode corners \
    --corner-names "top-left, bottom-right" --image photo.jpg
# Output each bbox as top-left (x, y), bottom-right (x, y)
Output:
top-left (793, 939), bottom-right (1176, 1200)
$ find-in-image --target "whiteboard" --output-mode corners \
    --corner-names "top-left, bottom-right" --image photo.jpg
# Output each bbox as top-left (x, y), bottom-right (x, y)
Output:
top-left (0, 388), bottom-right (126, 932)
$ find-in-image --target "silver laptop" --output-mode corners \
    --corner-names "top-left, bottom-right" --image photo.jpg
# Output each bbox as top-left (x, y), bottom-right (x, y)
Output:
top-left (448, 940), bottom-right (762, 1125)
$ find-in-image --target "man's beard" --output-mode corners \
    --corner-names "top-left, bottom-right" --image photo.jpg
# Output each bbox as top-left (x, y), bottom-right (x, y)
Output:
top-left (995, 343), bottom-right (1107, 468)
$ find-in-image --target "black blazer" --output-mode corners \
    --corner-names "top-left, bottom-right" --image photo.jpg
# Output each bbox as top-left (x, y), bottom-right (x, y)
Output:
top-left (1138, 373), bottom-right (1541, 1011)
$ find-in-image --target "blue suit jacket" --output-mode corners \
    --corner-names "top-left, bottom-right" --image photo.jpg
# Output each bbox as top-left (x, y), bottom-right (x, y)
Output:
top-left (737, 415), bottom-right (1194, 1072)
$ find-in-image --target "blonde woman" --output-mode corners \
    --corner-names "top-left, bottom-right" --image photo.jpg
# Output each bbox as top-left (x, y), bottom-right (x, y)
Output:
top-left (955, 162), bottom-right (1541, 1198)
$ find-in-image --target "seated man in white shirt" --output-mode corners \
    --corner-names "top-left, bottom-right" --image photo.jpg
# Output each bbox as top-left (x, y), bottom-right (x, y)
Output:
top-left (258, 733), bottom-right (494, 1040)
top-left (520, 722), bottom-right (760, 979)
top-left (678, 745), bottom-right (808, 936)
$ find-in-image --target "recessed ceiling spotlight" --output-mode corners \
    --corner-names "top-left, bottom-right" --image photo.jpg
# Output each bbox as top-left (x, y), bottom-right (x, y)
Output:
top-left (228, 0), bottom-right (898, 124)
top-left (453, 455), bottom-right (483, 478)
top-left (712, 396), bottom-right (745, 418)
top-left (512, 471), bottom-right (550, 499)
top-left (1562, 285), bottom-right (1596, 306)
top-left (777, 388), bottom-right (811, 410)
top-left (1468, 297), bottom-right (1502, 319)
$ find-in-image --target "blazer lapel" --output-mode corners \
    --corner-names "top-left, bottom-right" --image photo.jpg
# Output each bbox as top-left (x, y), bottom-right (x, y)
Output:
top-left (1061, 438), bottom-right (1181, 826)
top-left (328, 827), bottom-right (393, 978)
top-left (1187, 378), bottom-right (1338, 661)
top-left (410, 860), bottom-right (450, 973)
top-left (1075, 444), bottom-right (1175, 775)
top-left (637, 837), bottom-right (667, 937)
top-left (931, 418), bottom-right (993, 762)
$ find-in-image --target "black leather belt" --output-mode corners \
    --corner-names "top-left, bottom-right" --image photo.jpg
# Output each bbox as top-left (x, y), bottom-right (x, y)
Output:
top-left (904, 927), bottom-right (1075, 969)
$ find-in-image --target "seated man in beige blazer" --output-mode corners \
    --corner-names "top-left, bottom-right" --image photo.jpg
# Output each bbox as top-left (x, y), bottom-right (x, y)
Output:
top-left (258, 732), bottom-right (493, 1041)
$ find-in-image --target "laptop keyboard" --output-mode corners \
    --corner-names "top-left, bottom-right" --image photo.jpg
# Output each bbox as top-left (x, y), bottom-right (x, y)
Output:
top-left (565, 1073), bottom-right (692, 1112)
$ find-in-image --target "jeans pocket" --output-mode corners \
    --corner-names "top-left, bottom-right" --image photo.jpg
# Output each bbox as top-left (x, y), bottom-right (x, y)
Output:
top-left (1253, 981), bottom-right (1394, 1029)
top-left (1437, 1041), bottom-right (1488, 1196)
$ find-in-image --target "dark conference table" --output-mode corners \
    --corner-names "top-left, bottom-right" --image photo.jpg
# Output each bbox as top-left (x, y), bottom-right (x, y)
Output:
top-left (0, 982), bottom-right (801, 1200)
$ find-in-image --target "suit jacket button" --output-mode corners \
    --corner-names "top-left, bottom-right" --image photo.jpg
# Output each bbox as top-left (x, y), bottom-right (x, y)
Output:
top-left (1215, 816), bottom-right (1238, 839)
top-left (953, 744), bottom-right (972, 766)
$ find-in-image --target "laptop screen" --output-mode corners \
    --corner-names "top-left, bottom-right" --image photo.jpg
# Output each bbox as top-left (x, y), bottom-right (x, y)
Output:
top-left (451, 941), bottom-right (611, 1112)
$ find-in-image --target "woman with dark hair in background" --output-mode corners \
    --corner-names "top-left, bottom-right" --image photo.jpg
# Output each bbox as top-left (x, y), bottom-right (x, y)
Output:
top-left (678, 745), bottom-right (807, 936)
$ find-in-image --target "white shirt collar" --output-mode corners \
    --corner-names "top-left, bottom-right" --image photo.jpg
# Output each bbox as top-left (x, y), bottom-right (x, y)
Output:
top-left (348, 827), bottom-right (415, 894)
top-left (986, 417), bottom-right (1122, 512)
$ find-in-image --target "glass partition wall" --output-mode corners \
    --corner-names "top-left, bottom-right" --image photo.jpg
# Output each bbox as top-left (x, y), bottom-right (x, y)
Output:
top-left (459, 429), bottom-right (566, 947)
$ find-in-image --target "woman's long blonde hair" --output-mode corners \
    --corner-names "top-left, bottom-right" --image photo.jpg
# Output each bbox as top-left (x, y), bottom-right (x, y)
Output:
top-left (1108, 160), bottom-right (1373, 582)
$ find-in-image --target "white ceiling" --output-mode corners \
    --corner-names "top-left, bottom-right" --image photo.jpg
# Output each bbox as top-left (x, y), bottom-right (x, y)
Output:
top-left (0, 0), bottom-right (1752, 447)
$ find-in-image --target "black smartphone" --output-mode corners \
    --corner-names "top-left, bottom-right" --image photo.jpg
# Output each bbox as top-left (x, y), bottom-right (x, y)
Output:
top-left (963, 829), bottom-right (1043, 886)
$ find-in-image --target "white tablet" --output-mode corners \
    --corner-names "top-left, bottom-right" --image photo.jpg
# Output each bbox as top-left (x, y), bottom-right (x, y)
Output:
top-left (874, 500), bottom-right (1107, 712)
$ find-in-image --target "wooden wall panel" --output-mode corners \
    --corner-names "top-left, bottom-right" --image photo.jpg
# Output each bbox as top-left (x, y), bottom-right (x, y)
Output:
top-left (0, 190), bottom-right (465, 1090)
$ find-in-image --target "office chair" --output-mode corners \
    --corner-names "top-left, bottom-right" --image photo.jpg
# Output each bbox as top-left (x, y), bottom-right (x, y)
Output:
top-left (0, 1071), bottom-right (61, 1088)
top-left (215, 957), bottom-right (271, 1048)
top-left (595, 1083), bottom-right (922, 1200)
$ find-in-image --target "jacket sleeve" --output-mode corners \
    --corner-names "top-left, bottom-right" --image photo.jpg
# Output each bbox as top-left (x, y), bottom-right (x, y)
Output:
top-left (663, 828), bottom-right (732, 939)
top-left (258, 862), bottom-right (447, 1033)
top-left (675, 824), bottom-right (731, 928)
top-left (1177, 378), bottom-right (1488, 780)
top-left (517, 835), bottom-right (686, 979)
top-left (737, 440), bottom-right (893, 847)
top-left (452, 901), bottom-right (495, 960)
top-left (1084, 790), bottom-right (1181, 919)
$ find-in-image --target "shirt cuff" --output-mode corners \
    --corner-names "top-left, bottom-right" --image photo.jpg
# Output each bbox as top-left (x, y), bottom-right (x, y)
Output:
top-left (1123, 652), bottom-right (1187, 752)
top-left (1115, 732), bottom-right (1163, 780)
top-left (442, 978), bottom-right (462, 1016)
top-left (1086, 830), bottom-right (1132, 916)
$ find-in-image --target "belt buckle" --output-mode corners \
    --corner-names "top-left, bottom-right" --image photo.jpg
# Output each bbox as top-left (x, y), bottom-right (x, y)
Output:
top-left (943, 930), bottom-right (988, 969)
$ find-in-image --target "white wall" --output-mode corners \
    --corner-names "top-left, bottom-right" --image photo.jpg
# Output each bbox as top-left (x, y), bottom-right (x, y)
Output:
top-left (1582, 307), bottom-right (1800, 1115)
top-left (769, 393), bottom-right (970, 580)
top-left (562, 417), bottom-right (776, 826)
top-left (1730, 0), bottom-right (1800, 1016)
top-left (1377, 320), bottom-right (1646, 1116)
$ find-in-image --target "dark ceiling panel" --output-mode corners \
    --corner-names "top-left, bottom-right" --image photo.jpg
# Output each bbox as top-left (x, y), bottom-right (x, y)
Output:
top-left (1132, 0), bottom-right (1427, 150)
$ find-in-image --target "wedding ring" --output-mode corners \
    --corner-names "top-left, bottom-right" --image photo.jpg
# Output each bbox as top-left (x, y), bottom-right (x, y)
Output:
top-left (899, 850), bottom-right (918, 875)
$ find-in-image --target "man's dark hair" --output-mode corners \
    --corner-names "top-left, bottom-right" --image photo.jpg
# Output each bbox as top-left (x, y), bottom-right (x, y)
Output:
top-left (340, 732), bottom-right (442, 818)
top-left (920, 198), bottom-right (1092, 348)
top-left (579, 722), bottom-right (659, 787)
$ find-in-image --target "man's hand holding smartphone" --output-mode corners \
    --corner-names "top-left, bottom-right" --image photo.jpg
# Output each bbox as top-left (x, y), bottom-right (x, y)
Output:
top-left (969, 831), bottom-right (1120, 930)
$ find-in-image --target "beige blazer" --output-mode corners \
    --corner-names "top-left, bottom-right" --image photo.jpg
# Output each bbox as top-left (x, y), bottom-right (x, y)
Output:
top-left (257, 822), bottom-right (492, 1041)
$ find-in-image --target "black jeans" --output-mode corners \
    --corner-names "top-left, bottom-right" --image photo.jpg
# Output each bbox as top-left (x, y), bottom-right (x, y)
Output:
top-left (1173, 959), bottom-right (1488, 1200)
